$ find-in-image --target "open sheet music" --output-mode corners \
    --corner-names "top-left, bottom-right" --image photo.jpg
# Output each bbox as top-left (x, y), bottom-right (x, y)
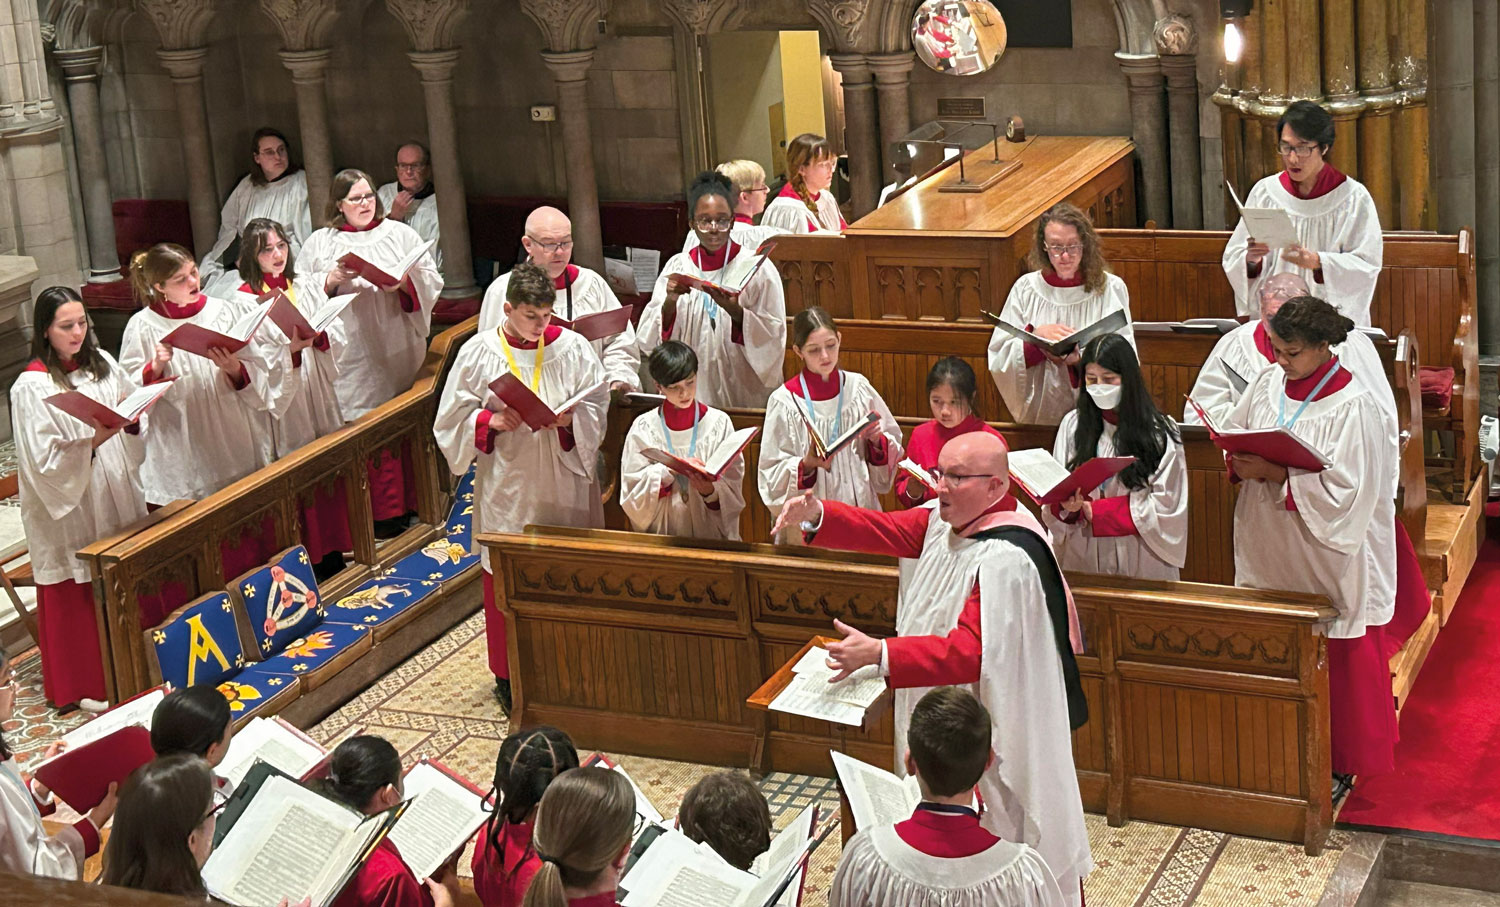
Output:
top-left (642, 426), bottom-right (760, 482)
top-left (46, 378), bottom-right (177, 431)
top-left (767, 647), bottom-right (885, 726)
top-left (162, 303), bottom-right (273, 359)
top-left (1007, 448), bottom-right (1136, 506)
top-left (488, 374), bottom-right (601, 432)
top-left (797, 408), bottom-right (879, 461)
top-left (386, 759), bottom-right (489, 882)
top-left (338, 239), bottom-right (436, 290)
top-left (1186, 395), bottom-right (1334, 472)
top-left (983, 308), bottom-right (1128, 356)
top-left (51, 686), bottom-right (165, 751)
top-left (1226, 180), bottom-right (1299, 249)
top-left (218, 716), bottom-right (328, 792)
top-left (262, 291), bottom-right (356, 342)
top-left (583, 754), bottom-right (664, 845)
top-left (829, 751), bottom-right (921, 832)
top-left (897, 458), bottom-right (938, 495)
top-left (666, 239), bottom-right (778, 295)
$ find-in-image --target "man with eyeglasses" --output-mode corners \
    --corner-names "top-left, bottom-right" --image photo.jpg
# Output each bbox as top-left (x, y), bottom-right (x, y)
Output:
top-left (1223, 100), bottom-right (1382, 326)
top-left (771, 431), bottom-right (1092, 907)
top-left (376, 142), bottom-right (442, 269)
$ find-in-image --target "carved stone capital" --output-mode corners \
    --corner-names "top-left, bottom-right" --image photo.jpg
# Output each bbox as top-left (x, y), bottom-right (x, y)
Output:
top-left (827, 51), bottom-right (872, 84)
top-left (384, 0), bottom-right (469, 52)
top-left (46, 0), bottom-right (121, 50)
top-left (259, 0), bottom-right (343, 51)
top-left (136, 0), bottom-right (218, 50)
top-left (540, 47), bottom-right (596, 84)
top-left (277, 46), bottom-right (332, 82)
top-left (518, 0), bottom-right (603, 53)
top-left (155, 45), bottom-right (210, 80)
top-left (867, 50), bottom-right (914, 84)
top-left (1152, 12), bottom-right (1197, 56)
top-left (1115, 51), bottom-right (1165, 90)
top-left (661, 0), bottom-right (742, 36)
top-left (53, 45), bottom-right (106, 83)
top-left (809, 0), bottom-right (874, 53)
top-left (407, 48), bottom-right (461, 83)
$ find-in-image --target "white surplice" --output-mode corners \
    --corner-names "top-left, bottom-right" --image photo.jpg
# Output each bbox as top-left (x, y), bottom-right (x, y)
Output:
top-left (1041, 411), bottom-right (1188, 581)
top-left (620, 405), bottom-right (746, 539)
top-left (638, 248), bottom-right (787, 409)
top-left (987, 271), bottom-right (1135, 425)
top-left (433, 328), bottom-right (609, 559)
top-left (10, 354), bottom-right (148, 585)
top-left (232, 284), bottom-right (346, 455)
top-left (761, 189), bottom-right (845, 234)
top-left (1222, 173), bottom-right (1383, 325)
top-left (0, 760), bottom-right (87, 880)
top-left (681, 220), bottom-right (786, 252)
top-left (478, 265), bottom-right (641, 392)
top-left (830, 827), bottom-right (1066, 907)
top-left (376, 182), bottom-right (443, 270)
top-left (118, 297), bottom-right (280, 503)
top-left (299, 219), bottom-right (444, 420)
top-left (199, 171), bottom-right (314, 298)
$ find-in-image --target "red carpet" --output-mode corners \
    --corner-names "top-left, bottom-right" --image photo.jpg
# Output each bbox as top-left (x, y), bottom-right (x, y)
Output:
top-left (1338, 534), bottom-right (1500, 840)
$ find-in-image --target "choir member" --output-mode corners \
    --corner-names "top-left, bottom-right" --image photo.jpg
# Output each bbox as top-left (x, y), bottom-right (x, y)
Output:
top-left (100, 754), bottom-right (220, 898)
top-left (1227, 297), bottom-right (1398, 792)
top-left (762, 134), bottom-right (847, 234)
top-left (434, 263), bottom-right (609, 713)
top-left (759, 307), bottom-right (903, 529)
top-left (896, 357), bottom-right (1008, 508)
top-left (119, 245), bottom-right (281, 505)
top-left (200, 127), bottom-right (313, 298)
top-left (378, 142), bottom-right (443, 269)
top-left (11, 287), bottom-right (150, 711)
top-left (773, 432), bottom-right (1091, 906)
top-left (149, 686), bottom-right (234, 794)
top-left (1043, 334), bottom-right (1188, 581)
top-left (523, 766), bottom-right (633, 907)
top-left (317, 735), bottom-right (458, 907)
top-left (676, 771), bottom-right (772, 872)
top-left (640, 171), bottom-right (787, 409)
top-left (1222, 100), bottom-right (1383, 325)
top-left (0, 651), bottom-right (116, 879)
top-left (682, 159), bottom-right (784, 252)
top-left (829, 688), bottom-right (1067, 907)
top-left (620, 341), bottom-right (747, 539)
top-left (478, 206), bottom-right (640, 394)
top-left (473, 726), bottom-right (581, 907)
top-left (988, 202), bottom-right (1135, 425)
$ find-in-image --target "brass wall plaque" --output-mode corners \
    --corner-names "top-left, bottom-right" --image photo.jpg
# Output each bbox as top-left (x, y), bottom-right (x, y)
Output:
top-left (937, 97), bottom-right (986, 118)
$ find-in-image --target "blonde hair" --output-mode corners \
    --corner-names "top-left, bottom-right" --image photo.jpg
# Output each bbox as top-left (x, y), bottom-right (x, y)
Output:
top-left (1028, 202), bottom-right (1109, 295)
top-left (129, 243), bottom-right (196, 307)
top-left (521, 767), bottom-right (633, 907)
top-left (716, 159), bottom-right (766, 199)
top-left (324, 168), bottom-right (385, 228)
top-left (786, 134), bottom-right (834, 215)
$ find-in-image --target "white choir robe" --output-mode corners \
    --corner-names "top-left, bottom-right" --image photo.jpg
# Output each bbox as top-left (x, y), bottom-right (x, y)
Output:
top-left (118, 296), bottom-right (281, 503)
top-left (988, 271), bottom-right (1136, 425)
top-left (620, 404), bottom-right (746, 539)
top-left (300, 219), bottom-right (444, 420)
top-left (761, 186), bottom-right (846, 234)
top-left (10, 354), bottom-right (148, 585)
top-left (199, 170), bottom-right (314, 298)
top-left (232, 283), bottom-right (346, 455)
top-left (639, 248), bottom-right (787, 409)
top-left (1228, 362), bottom-right (1396, 638)
top-left (478, 264), bottom-right (642, 392)
top-left (1222, 172), bottom-right (1383, 325)
top-left (0, 760), bottom-right (92, 880)
top-left (1042, 411), bottom-right (1188, 581)
top-left (376, 182), bottom-right (443, 270)
top-left (830, 825), bottom-right (1066, 907)
top-left (681, 217), bottom-right (786, 252)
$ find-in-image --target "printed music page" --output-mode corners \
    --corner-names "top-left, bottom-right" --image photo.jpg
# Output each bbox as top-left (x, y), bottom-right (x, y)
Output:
top-left (830, 751), bottom-right (920, 832)
top-left (387, 761), bottom-right (488, 881)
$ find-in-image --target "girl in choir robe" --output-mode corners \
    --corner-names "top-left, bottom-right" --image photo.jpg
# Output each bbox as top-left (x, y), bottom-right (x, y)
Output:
top-left (761, 134), bottom-right (847, 234)
top-left (1222, 100), bottom-right (1383, 326)
top-left (200, 127), bottom-right (314, 299)
top-left (472, 726), bottom-right (580, 907)
top-left (1227, 297), bottom-right (1398, 785)
top-left (149, 685), bottom-right (235, 798)
top-left (1043, 334), bottom-right (1188, 581)
top-left (682, 159), bottom-right (785, 252)
top-left (100, 753), bottom-right (219, 898)
top-left (523, 767), bottom-right (634, 907)
top-left (988, 202), bottom-right (1135, 425)
top-left (896, 356), bottom-right (1008, 508)
top-left (640, 171), bottom-right (787, 409)
top-left (621, 342), bottom-right (748, 540)
top-left (759, 307), bottom-right (904, 533)
top-left (11, 287), bottom-right (149, 710)
top-left (119, 244), bottom-right (282, 505)
top-left (0, 651), bottom-right (117, 879)
top-left (433, 263), bottom-right (609, 710)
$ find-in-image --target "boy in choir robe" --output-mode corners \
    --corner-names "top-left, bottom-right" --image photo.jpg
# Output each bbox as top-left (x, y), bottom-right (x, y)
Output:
top-left (640, 171), bottom-right (787, 409)
top-left (682, 159), bottom-right (785, 252)
top-left (473, 726), bottom-right (580, 907)
top-left (378, 142), bottom-right (443, 269)
top-left (433, 263), bottom-right (609, 713)
top-left (1223, 100), bottom-right (1383, 325)
top-left (676, 771), bottom-right (772, 872)
top-left (199, 127), bottom-right (313, 299)
top-left (478, 205), bottom-right (640, 393)
top-left (620, 341), bottom-right (747, 539)
top-left (896, 357), bottom-right (1008, 508)
top-left (829, 687), bottom-right (1067, 907)
top-left (773, 432), bottom-right (1092, 907)
top-left (761, 134), bottom-right (847, 234)
top-left (988, 203), bottom-right (1135, 425)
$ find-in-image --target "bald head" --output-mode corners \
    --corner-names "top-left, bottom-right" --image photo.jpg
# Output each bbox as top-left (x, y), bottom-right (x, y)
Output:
top-left (522, 206), bottom-right (574, 277)
top-left (1258, 272), bottom-right (1311, 321)
top-left (935, 432), bottom-right (1011, 528)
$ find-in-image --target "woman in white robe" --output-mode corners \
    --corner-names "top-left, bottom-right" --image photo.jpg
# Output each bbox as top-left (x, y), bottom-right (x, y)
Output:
top-left (1222, 100), bottom-right (1382, 325)
top-left (640, 171), bottom-right (787, 409)
top-left (1043, 335), bottom-right (1188, 581)
top-left (988, 203), bottom-right (1135, 425)
top-left (10, 288), bottom-right (149, 709)
top-left (621, 341), bottom-right (746, 539)
top-left (761, 134), bottom-right (846, 234)
top-left (682, 159), bottom-right (785, 252)
top-left (199, 128), bottom-right (313, 299)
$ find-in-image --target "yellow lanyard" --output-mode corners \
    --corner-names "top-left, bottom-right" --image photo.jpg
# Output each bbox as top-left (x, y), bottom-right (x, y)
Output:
top-left (260, 281), bottom-right (297, 308)
top-left (498, 329), bottom-right (545, 392)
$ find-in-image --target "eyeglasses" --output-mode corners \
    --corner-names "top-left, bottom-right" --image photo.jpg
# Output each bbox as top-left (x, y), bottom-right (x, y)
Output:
top-left (633, 811), bottom-right (651, 838)
top-left (929, 470), bottom-right (997, 486)
top-left (395, 162), bottom-right (427, 172)
top-left (254, 145), bottom-right (287, 158)
top-left (343, 193), bottom-right (376, 205)
top-left (1044, 243), bottom-right (1083, 257)
top-left (693, 217), bottom-right (734, 232)
top-left (746, 185), bottom-right (770, 194)
top-left (1277, 142), bottom-right (1321, 159)
top-left (526, 235), bottom-right (574, 254)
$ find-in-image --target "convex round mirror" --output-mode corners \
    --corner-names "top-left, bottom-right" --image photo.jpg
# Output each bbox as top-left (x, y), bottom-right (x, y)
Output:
top-left (912, 0), bottom-right (1008, 76)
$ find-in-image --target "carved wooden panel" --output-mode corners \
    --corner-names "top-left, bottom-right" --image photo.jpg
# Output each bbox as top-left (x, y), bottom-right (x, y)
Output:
top-left (1071, 673), bottom-right (1109, 774)
top-left (749, 572), bottom-right (898, 628)
top-left (1113, 613), bottom-right (1304, 679)
top-left (769, 235), bottom-right (849, 318)
top-left (511, 555), bottom-right (738, 620)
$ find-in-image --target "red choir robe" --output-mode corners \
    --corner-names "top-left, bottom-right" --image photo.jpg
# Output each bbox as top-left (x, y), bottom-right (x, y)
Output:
top-left (567, 895), bottom-right (620, 907)
top-left (471, 818), bottom-right (540, 907)
top-left (895, 415), bottom-right (1009, 507)
top-left (331, 837), bottom-right (432, 907)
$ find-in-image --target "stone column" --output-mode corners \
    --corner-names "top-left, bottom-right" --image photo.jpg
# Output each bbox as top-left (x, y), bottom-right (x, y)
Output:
top-left (1353, 0), bottom-right (1396, 224)
top-left (1116, 53), bottom-right (1172, 227)
top-left (278, 49), bottom-right (334, 229)
top-left (829, 53), bottom-right (879, 218)
top-left (1393, 0), bottom-right (1431, 230)
top-left (868, 52), bottom-right (915, 182)
top-left (156, 48), bottom-right (218, 256)
top-left (409, 49), bottom-right (478, 299)
top-left (53, 46), bottom-right (121, 282)
top-left (1431, 0), bottom-right (1476, 236)
top-left (8, 0), bottom-right (51, 116)
top-left (542, 49), bottom-right (603, 273)
top-left (1475, 0), bottom-right (1499, 355)
top-left (1159, 54), bottom-right (1202, 229)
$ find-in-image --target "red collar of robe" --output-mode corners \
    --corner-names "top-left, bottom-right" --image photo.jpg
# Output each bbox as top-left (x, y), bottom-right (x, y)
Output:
top-left (25, 358), bottom-right (79, 373)
top-left (930, 414), bottom-right (989, 444)
top-left (661, 400), bottom-right (708, 430)
top-left (688, 239), bottom-right (739, 271)
top-left (894, 805), bottom-right (1000, 858)
top-left (1284, 355), bottom-right (1351, 401)
top-left (150, 294), bottom-right (207, 319)
top-left (240, 273), bottom-right (291, 296)
top-left (783, 368), bottom-right (840, 399)
top-left (566, 895), bottom-right (620, 907)
top-left (1101, 409), bottom-right (1119, 425)
top-left (1279, 163), bottom-right (1348, 200)
top-left (1253, 320), bottom-right (1277, 364)
top-left (1041, 270), bottom-right (1085, 289)
top-left (339, 217), bottom-right (384, 233)
top-left (733, 213), bottom-right (754, 225)
top-left (552, 264), bottom-right (580, 290)
top-left (502, 324), bottom-right (563, 350)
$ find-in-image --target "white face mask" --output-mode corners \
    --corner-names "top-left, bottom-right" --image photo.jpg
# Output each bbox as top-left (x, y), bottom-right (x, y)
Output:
top-left (1086, 383), bottom-right (1122, 410)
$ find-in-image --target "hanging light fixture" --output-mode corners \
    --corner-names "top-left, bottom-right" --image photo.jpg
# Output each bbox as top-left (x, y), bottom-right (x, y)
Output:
top-left (1221, 0), bottom-right (1253, 63)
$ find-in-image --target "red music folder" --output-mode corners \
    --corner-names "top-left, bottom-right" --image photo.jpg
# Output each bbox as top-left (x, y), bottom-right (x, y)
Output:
top-left (45, 378), bottom-right (177, 430)
top-left (552, 306), bottom-right (633, 342)
top-left (338, 239), bottom-right (435, 290)
top-left (665, 238), bottom-right (778, 295)
top-left (260, 290), bottom-right (355, 342)
top-left (161, 305), bottom-right (271, 359)
top-left (641, 426), bottom-right (759, 482)
top-left (32, 726), bottom-right (155, 812)
top-left (1187, 396), bottom-right (1333, 472)
top-left (1008, 449), bottom-right (1137, 506)
top-left (487, 374), bottom-right (600, 432)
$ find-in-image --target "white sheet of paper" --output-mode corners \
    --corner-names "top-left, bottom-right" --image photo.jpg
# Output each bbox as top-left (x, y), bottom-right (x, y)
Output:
top-left (387, 762), bottom-right (488, 882)
top-left (749, 805), bottom-right (816, 907)
top-left (830, 751), bottom-right (920, 832)
top-left (54, 688), bottom-right (165, 752)
top-left (218, 717), bottom-right (326, 792)
top-left (629, 247), bottom-right (661, 295)
top-left (1007, 448), bottom-right (1071, 498)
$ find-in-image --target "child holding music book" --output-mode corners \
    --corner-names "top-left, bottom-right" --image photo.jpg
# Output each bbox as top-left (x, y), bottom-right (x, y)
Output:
top-left (524, 767), bottom-right (634, 907)
top-left (621, 341), bottom-right (751, 540)
top-left (472, 726), bottom-right (581, 907)
top-left (895, 358), bottom-right (1009, 508)
top-left (1040, 334), bottom-right (1188, 582)
top-left (829, 687), bottom-right (1067, 907)
top-left (758, 307), bottom-right (903, 540)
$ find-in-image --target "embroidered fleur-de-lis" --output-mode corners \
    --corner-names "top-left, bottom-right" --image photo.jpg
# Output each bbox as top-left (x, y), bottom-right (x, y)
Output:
top-left (152, 630), bottom-right (166, 644)
top-left (293, 663), bottom-right (307, 672)
top-left (220, 600), bottom-right (232, 612)
top-left (364, 615), bottom-right (378, 623)
top-left (243, 583), bottom-right (258, 598)
top-left (298, 551), bottom-right (310, 565)
top-left (268, 677), bottom-right (284, 686)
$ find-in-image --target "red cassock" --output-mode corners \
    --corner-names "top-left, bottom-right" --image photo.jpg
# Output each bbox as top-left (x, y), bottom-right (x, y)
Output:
top-left (331, 838), bottom-right (432, 907)
top-left (470, 818), bottom-right (539, 907)
top-left (34, 580), bottom-right (108, 706)
top-left (896, 806), bottom-right (999, 857)
top-left (894, 416), bottom-right (1009, 509)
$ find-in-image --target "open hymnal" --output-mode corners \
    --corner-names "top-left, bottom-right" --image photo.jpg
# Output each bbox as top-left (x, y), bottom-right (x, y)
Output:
top-left (643, 426), bottom-right (760, 482)
top-left (386, 759), bottom-right (490, 882)
top-left (583, 754), bottom-right (664, 846)
top-left (53, 686), bottom-right (165, 751)
top-left (488, 374), bottom-right (601, 432)
top-left (162, 303), bottom-right (273, 359)
top-left (218, 716), bottom-right (328, 792)
top-left (667, 239), bottom-right (778, 295)
top-left (33, 686), bottom-right (167, 812)
top-left (1186, 395), bottom-right (1333, 472)
top-left (768, 646), bottom-right (886, 727)
top-left (202, 772), bottom-right (405, 907)
top-left (983, 308), bottom-right (1129, 357)
top-left (46, 378), bottom-right (177, 431)
top-left (1006, 448), bottom-right (1136, 506)
top-left (552, 306), bottom-right (634, 343)
top-left (1226, 180), bottom-right (1299, 249)
top-left (262, 291), bottom-right (356, 343)
top-left (829, 750), bottom-right (922, 832)
top-left (338, 239), bottom-right (436, 290)
top-left (897, 458), bottom-right (938, 495)
top-left (797, 408), bottom-right (880, 462)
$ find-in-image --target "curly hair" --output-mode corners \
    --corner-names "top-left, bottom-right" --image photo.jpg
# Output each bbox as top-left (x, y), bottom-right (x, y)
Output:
top-left (1028, 202), bottom-right (1109, 295)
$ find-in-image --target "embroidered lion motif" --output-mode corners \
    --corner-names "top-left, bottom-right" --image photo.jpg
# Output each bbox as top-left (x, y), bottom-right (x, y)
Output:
top-left (335, 584), bottom-right (413, 612)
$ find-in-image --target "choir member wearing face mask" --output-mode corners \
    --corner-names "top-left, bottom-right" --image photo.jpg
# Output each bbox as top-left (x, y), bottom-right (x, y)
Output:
top-left (199, 127), bottom-right (313, 298)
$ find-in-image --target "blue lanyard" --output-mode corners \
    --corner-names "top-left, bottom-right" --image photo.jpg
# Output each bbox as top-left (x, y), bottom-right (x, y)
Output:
top-left (799, 371), bottom-right (844, 441)
top-left (916, 802), bottom-right (979, 819)
top-left (697, 240), bottom-right (739, 328)
top-left (1278, 360), bottom-right (1340, 429)
top-left (659, 404), bottom-right (699, 495)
